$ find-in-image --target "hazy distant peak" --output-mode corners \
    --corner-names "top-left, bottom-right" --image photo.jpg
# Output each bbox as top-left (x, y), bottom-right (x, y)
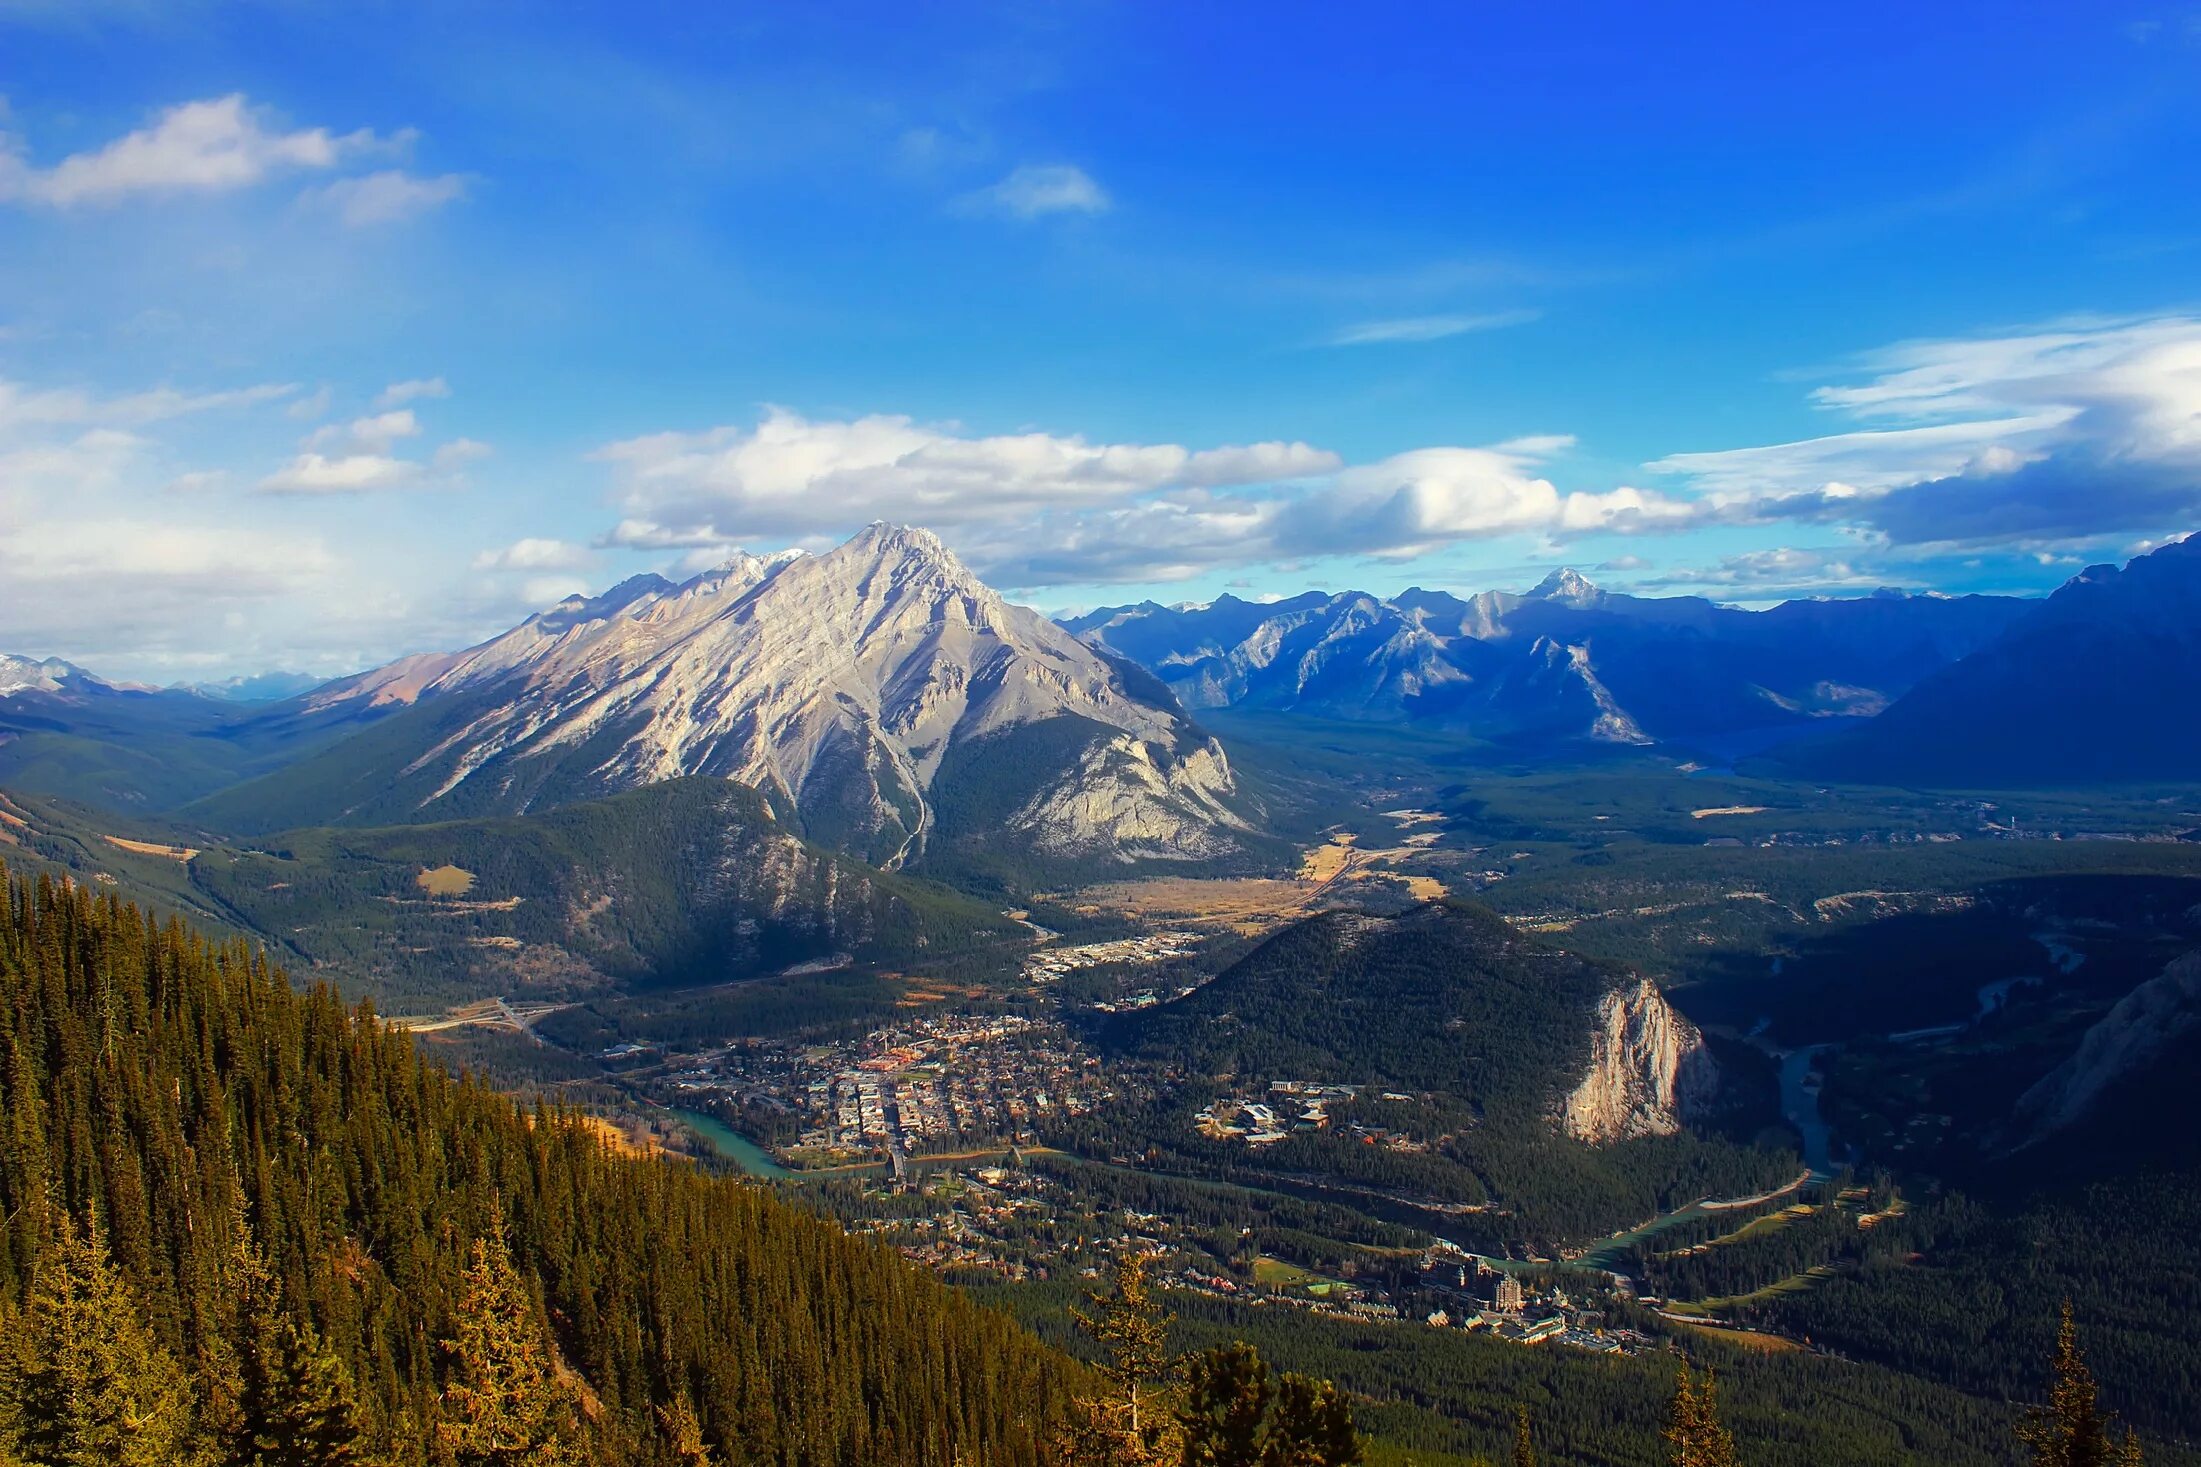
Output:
top-left (1528, 567), bottom-right (1602, 604)
top-left (0, 653), bottom-right (98, 698)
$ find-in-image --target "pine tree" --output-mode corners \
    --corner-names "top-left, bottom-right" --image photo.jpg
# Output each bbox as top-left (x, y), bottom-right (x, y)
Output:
top-left (0, 1215), bottom-right (198, 1467)
top-left (657, 1396), bottom-right (714, 1467)
top-left (228, 1232), bottom-right (367, 1467)
top-left (1663, 1362), bottom-right (1740, 1467)
top-left (2019, 1302), bottom-right (2126, 1467)
top-left (1262, 1374), bottom-right (1362, 1467)
top-left (433, 1233), bottom-right (584, 1467)
top-left (1179, 1344), bottom-right (1272, 1467)
top-left (1512, 1405), bottom-right (1538, 1467)
top-left (1062, 1251), bottom-right (1179, 1466)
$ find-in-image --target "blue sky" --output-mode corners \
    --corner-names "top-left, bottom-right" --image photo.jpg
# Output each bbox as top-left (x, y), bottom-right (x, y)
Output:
top-left (3, 0), bottom-right (2200, 679)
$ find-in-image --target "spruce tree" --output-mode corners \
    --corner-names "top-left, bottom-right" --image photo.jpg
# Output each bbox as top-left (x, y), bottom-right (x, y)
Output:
top-left (657, 1396), bottom-right (714, 1467)
top-left (228, 1232), bottom-right (367, 1467)
top-left (0, 1215), bottom-right (197, 1467)
top-left (1063, 1251), bottom-right (1179, 1466)
top-left (2019, 1302), bottom-right (2128, 1467)
top-left (433, 1233), bottom-right (584, 1467)
top-left (1179, 1343), bottom-right (1272, 1467)
top-left (1512, 1405), bottom-right (1538, 1467)
top-left (1663, 1362), bottom-right (1740, 1467)
top-left (1262, 1374), bottom-right (1362, 1467)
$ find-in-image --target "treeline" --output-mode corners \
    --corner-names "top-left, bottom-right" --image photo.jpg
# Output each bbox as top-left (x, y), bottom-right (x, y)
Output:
top-left (0, 863), bottom-right (1072, 1464)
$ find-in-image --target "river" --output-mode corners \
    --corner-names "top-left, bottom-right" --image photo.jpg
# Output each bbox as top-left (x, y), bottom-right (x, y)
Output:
top-left (670, 1108), bottom-right (793, 1179)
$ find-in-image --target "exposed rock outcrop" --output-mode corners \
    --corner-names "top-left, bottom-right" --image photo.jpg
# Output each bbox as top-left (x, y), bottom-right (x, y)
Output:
top-left (1562, 977), bottom-right (1719, 1143)
top-left (2015, 952), bottom-right (2201, 1141)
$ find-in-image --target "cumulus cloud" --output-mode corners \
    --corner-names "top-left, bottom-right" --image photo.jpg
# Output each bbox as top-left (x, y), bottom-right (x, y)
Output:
top-left (959, 163), bottom-right (1110, 219)
top-left (1326, 309), bottom-right (1541, 346)
top-left (259, 452), bottom-right (423, 495)
top-left (594, 406), bottom-right (1338, 546)
top-left (0, 95), bottom-right (385, 207)
top-left (591, 410), bottom-right (1702, 587)
top-left (1272, 441), bottom-right (1690, 558)
top-left (472, 537), bottom-right (591, 572)
top-left (307, 409), bottom-right (420, 454)
top-left (307, 169), bottom-right (467, 226)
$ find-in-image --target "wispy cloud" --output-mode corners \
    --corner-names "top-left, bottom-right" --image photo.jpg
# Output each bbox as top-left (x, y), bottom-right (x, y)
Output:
top-left (958, 163), bottom-right (1110, 219)
top-left (1650, 313), bottom-right (2201, 547)
top-left (1326, 308), bottom-right (1541, 346)
top-left (306, 169), bottom-right (468, 226)
top-left (375, 377), bottom-right (449, 409)
top-left (258, 453), bottom-right (424, 495)
top-left (0, 95), bottom-right (390, 207)
top-left (472, 537), bottom-right (592, 572)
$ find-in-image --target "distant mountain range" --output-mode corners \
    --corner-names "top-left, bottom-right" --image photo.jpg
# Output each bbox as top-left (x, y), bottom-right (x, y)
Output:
top-left (1067, 568), bottom-right (2031, 751)
top-left (1778, 535), bottom-right (2201, 785)
top-left (7, 531), bottom-right (2197, 860)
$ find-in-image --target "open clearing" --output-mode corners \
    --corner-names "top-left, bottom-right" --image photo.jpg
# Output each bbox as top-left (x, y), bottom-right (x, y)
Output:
top-left (416, 864), bottom-right (477, 896)
top-left (104, 834), bottom-right (199, 861)
top-left (1690, 806), bottom-right (1772, 820)
top-left (1082, 831), bottom-right (1451, 936)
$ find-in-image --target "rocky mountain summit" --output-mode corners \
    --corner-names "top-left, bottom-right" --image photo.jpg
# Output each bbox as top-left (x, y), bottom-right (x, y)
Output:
top-left (0, 654), bottom-right (100, 699)
top-left (209, 524), bottom-right (1246, 867)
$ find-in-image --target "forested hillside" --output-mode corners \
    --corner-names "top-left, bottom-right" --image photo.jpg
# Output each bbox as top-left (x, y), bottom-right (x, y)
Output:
top-left (0, 863), bottom-right (1072, 1464)
top-left (188, 777), bottom-right (1014, 1004)
top-left (1088, 901), bottom-right (1795, 1245)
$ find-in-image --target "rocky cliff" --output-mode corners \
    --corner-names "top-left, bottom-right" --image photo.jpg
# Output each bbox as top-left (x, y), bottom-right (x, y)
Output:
top-left (1562, 976), bottom-right (1719, 1143)
top-left (2015, 951), bottom-right (2201, 1141)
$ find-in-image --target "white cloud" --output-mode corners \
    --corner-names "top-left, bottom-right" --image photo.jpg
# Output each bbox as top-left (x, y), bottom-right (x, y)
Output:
top-left (473, 537), bottom-right (592, 572)
top-left (287, 385), bottom-right (333, 421)
top-left (375, 377), bottom-right (449, 409)
top-left (1327, 309), bottom-right (1541, 346)
top-left (432, 437), bottom-right (492, 470)
top-left (0, 377), bottom-right (292, 432)
top-left (1647, 415), bottom-right (2069, 499)
top-left (308, 409), bottom-right (421, 454)
top-left (1646, 314), bottom-right (2201, 546)
top-left (308, 169), bottom-right (467, 226)
top-left (1271, 441), bottom-right (1690, 559)
top-left (0, 95), bottom-right (383, 207)
top-left (258, 452), bottom-right (423, 495)
top-left (959, 163), bottom-right (1110, 219)
top-left (592, 409), bottom-right (1697, 587)
top-left (594, 406), bottom-right (1337, 545)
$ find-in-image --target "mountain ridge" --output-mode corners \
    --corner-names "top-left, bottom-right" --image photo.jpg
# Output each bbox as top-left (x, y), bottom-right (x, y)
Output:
top-left (1066, 569), bottom-right (2029, 747)
top-left (187, 523), bottom-right (1252, 872)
